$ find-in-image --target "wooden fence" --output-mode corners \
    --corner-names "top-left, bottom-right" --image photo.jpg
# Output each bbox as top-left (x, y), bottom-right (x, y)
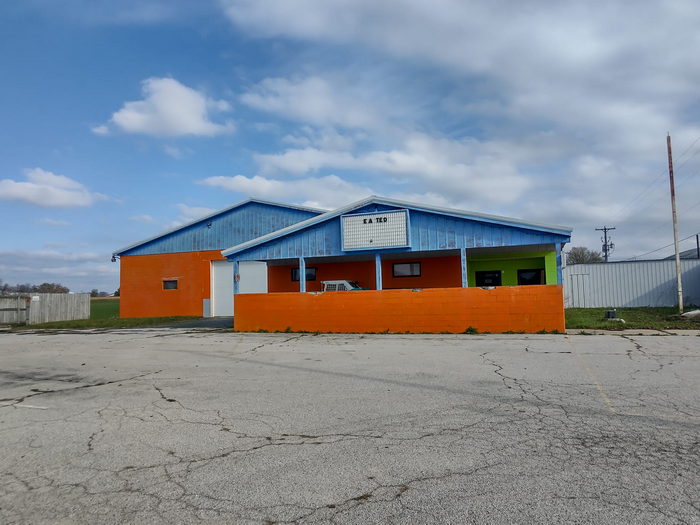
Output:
top-left (0, 294), bottom-right (90, 325)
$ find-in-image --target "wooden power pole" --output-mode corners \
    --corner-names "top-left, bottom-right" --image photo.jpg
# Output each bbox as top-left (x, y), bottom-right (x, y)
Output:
top-left (666, 134), bottom-right (684, 313)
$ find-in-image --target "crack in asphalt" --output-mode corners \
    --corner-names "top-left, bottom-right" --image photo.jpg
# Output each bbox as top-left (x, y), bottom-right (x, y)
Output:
top-left (0, 370), bottom-right (163, 408)
top-left (1, 333), bottom-right (698, 523)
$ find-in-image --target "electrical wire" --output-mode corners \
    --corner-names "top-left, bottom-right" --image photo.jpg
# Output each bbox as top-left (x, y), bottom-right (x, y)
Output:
top-left (621, 232), bottom-right (699, 261)
top-left (612, 134), bottom-right (700, 221)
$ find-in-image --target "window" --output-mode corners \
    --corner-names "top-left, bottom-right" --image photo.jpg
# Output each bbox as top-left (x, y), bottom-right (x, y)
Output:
top-left (517, 269), bottom-right (544, 286)
top-left (163, 280), bottom-right (178, 290)
top-left (393, 262), bottom-right (421, 277)
top-left (291, 267), bottom-right (317, 282)
top-left (475, 270), bottom-right (501, 287)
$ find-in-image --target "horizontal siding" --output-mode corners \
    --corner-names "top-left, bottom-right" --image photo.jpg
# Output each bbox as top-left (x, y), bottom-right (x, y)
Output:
top-left (564, 260), bottom-right (700, 307)
top-left (121, 202), bottom-right (319, 256)
top-left (235, 206), bottom-right (569, 261)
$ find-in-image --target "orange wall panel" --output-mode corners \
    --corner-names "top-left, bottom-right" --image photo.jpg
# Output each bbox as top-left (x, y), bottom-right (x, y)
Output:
top-left (268, 256), bottom-right (462, 292)
top-left (120, 250), bottom-right (224, 318)
top-left (382, 256), bottom-right (461, 289)
top-left (269, 261), bottom-right (375, 292)
top-left (234, 285), bottom-right (565, 334)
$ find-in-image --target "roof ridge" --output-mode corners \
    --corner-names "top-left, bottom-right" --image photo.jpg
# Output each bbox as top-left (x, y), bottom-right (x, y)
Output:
top-left (113, 198), bottom-right (326, 256)
top-left (221, 195), bottom-right (572, 258)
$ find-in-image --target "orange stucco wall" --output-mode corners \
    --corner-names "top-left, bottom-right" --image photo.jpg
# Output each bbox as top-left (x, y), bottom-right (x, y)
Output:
top-left (120, 250), bottom-right (224, 318)
top-left (234, 285), bottom-right (565, 333)
top-left (269, 256), bottom-right (461, 292)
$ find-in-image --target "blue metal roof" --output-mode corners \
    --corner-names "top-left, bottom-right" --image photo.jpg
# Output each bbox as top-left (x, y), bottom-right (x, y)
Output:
top-left (222, 196), bottom-right (572, 261)
top-left (114, 199), bottom-right (325, 256)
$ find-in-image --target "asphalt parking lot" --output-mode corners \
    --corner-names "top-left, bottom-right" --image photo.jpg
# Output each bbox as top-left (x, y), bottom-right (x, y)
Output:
top-left (0, 329), bottom-right (698, 524)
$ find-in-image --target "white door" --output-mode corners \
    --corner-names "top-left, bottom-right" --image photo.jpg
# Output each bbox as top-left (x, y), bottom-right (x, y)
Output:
top-left (238, 261), bottom-right (268, 294)
top-left (210, 261), bottom-right (268, 317)
top-left (211, 260), bottom-right (234, 316)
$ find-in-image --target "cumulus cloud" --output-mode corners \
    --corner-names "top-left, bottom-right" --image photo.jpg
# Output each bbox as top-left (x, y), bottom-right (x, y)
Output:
top-left (97, 77), bottom-right (234, 137)
top-left (0, 168), bottom-right (106, 207)
top-left (163, 145), bottom-right (192, 159)
top-left (241, 76), bottom-right (384, 130)
top-left (129, 214), bottom-right (155, 223)
top-left (217, 1), bottom-right (700, 259)
top-left (36, 218), bottom-right (70, 227)
top-left (255, 133), bottom-right (531, 204)
top-left (199, 174), bottom-right (372, 209)
top-left (0, 249), bottom-right (118, 292)
top-left (165, 203), bottom-right (217, 228)
top-left (225, 1), bottom-right (700, 156)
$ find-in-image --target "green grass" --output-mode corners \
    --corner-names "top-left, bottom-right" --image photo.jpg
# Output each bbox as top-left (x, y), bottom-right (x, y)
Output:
top-left (90, 298), bottom-right (120, 320)
top-left (565, 307), bottom-right (700, 331)
top-left (12, 298), bottom-right (200, 330)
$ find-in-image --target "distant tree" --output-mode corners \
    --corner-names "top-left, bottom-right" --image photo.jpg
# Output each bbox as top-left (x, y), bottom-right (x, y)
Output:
top-left (36, 282), bottom-right (70, 293)
top-left (98, 291), bottom-right (109, 297)
top-left (566, 246), bottom-right (604, 264)
top-left (90, 288), bottom-right (99, 297)
top-left (114, 288), bottom-right (120, 297)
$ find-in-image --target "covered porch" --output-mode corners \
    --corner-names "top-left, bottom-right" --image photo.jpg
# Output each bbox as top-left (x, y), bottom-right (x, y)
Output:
top-left (235, 244), bottom-right (562, 294)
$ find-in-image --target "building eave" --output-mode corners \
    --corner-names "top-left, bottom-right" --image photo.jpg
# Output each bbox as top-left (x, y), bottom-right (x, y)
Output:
top-left (221, 195), bottom-right (572, 258)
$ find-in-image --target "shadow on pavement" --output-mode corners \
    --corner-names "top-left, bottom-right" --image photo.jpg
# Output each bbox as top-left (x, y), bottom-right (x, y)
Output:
top-left (155, 317), bottom-right (234, 329)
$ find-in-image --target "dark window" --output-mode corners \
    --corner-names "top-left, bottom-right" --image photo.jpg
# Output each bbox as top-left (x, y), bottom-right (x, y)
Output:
top-left (291, 267), bottom-right (317, 281)
top-left (393, 262), bottom-right (421, 277)
top-left (517, 269), bottom-right (544, 286)
top-left (163, 280), bottom-right (178, 290)
top-left (475, 270), bottom-right (502, 287)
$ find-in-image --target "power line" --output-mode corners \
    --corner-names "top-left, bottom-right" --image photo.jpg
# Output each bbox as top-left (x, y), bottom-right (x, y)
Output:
top-left (621, 232), bottom-right (699, 261)
top-left (612, 133), bottom-right (700, 221)
top-left (675, 133), bottom-right (700, 161)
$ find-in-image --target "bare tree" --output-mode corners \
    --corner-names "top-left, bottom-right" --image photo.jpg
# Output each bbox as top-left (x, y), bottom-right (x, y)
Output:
top-left (566, 246), bottom-right (604, 264)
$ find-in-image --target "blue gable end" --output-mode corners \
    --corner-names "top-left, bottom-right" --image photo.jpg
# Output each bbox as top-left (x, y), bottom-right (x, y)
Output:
top-left (226, 201), bottom-right (571, 262)
top-left (115, 200), bottom-right (322, 256)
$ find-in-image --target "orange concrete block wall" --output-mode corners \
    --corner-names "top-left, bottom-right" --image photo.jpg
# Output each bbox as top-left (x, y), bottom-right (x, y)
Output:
top-left (120, 250), bottom-right (224, 318)
top-left (234, 285), bottom-right (565, 334)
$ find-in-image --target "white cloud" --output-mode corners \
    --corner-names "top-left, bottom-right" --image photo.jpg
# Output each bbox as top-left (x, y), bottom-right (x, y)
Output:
top-left (91, 124), bottom-right (109, 135)
top-left (282, 127), bottom-right (357, 151)
top-left (0, 249), bottom-right (118, 293)
top-left (218, 1), bottom-right (700, 260)
top-left (36, 218), bottom-right (70, 227)
top-left (176, 203), bottom-right (216, 220)
top-left (163, 145), bottom-right (192, 159)
top-left (0, 168), bottom-right (106, 207)
top-left (129, 214), bottom-right (155, 223)
top-left (98, 77), bottom-right (234, 137)
top-left (23, 0), bottom-right (210, 26)
top-left (224, 1), bottom-right (700, 158)
top-left (255, 133), bottom-right (531, 204)
top-left (166, 203), bottom-right (217, 228)
top-left (241, 76), bottom-right (384, 130)
top-left (199, 174), bottom-right (372, 209)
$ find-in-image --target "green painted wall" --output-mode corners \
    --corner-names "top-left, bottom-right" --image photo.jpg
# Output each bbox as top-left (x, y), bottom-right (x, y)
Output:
top-left (467, 250), bottom-right (558, 286)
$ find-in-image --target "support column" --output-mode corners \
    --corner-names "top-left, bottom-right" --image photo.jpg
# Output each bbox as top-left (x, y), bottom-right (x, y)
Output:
top-left (460, 248), bottom-right (468, 287)
top-left (299, 257), bottom-right (306, 292)
top-left (375, 253), bottom-right (383, 290)
top-left (233, 260), bottom-right (240, 295)
top-left (555, 244), bottom-right (563, 285)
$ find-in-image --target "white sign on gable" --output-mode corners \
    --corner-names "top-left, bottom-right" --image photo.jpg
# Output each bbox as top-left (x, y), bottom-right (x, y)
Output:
top-left (342, 210), bottom-right (409, 251)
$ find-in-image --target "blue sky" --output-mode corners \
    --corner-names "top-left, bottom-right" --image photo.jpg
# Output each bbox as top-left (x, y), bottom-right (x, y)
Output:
top-left (1, 0), bottom-right (700, 292)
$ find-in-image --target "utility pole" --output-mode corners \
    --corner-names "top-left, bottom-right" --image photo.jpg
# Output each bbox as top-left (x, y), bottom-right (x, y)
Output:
top-left (667, 133), bottom-right (684, 313)
top-left (595, 226), bottom-right (615, 262)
